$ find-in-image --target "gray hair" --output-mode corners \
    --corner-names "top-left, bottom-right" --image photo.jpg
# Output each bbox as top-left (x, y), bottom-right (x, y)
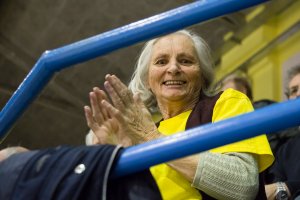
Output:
top-left (128, 30), bottom-right (214, 111)
top-left (285, 65), bottom-right (300, 97)
top-left (286, 65), bottom-right (300, 87)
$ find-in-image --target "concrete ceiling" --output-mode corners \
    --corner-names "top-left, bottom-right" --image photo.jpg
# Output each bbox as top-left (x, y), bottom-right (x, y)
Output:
top-left (0, 0), bottom-right (292, 149)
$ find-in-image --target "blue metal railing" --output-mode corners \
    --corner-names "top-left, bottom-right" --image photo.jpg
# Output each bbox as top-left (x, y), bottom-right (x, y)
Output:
top-left (112, 98), bottom-right (300, 177)
top-left (0, 0), bottom-right (268, 140)
top-left (1, 0), bottom-right (292, 180)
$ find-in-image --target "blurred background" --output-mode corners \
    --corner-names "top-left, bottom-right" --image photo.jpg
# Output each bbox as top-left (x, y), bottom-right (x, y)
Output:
top-left (0, 0), bottom-right (299, 149)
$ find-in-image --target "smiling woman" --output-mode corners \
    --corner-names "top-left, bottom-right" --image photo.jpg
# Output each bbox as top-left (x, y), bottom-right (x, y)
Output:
top-left (84, 30), bottom-right (274, 200)
top-left (129, 30), bottom-right (214, 114)
top-left (147, 33), bottom-right (202, 119)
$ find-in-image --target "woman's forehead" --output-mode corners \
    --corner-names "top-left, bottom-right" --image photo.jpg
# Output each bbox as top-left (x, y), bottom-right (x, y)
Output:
top-left (152, 34), bottom-right (195, 56)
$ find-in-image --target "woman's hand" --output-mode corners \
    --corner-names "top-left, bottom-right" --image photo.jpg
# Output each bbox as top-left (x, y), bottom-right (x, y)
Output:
top-left (104, 74), bottom-right (162, 144)
top-left (84, 87), bottom-right (132, 146)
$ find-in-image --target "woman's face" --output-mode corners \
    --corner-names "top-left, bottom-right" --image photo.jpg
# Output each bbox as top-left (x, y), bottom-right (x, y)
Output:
top-left (147, 33), bottom-right (202, 105)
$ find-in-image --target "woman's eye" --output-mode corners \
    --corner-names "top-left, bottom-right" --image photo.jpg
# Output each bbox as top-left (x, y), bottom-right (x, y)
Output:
top-left (180, 59), bottom-right (192, 65)
top-left (155, 59), bottom-right (167, 65)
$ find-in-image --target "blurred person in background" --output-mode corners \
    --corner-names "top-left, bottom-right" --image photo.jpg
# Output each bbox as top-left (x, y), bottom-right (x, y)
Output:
top-left (265, 65), bottom-right (300, 200)
top-left (219, 72), bottom-right (253, 101)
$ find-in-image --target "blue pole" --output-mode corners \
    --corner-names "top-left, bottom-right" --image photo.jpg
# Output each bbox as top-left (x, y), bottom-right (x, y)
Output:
top-left (0, 0), bottom-right (269, 140)
top-left (0, 55), bottom-right (55, 141)
top-left (112, 98), bottom-right (300, 178)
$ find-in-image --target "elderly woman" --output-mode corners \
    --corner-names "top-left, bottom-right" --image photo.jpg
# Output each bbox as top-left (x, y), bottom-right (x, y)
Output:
top-left (84, 30), bottom-right (274, 200)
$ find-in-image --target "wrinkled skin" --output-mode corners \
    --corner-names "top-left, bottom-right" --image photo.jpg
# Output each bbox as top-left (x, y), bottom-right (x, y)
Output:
top-left (84, 75), bottom-right (161, 147)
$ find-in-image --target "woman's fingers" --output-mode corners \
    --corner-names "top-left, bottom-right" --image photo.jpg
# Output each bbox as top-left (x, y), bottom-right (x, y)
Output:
top-left (90, 92), bottom-right (101, 121)
top-left (101, 100), bottom-right (133, 146)
top-left (102, 100), bottom-right (127, 127)
top-left (90, 88), bottom-right (111, 124)
top-left (93, 88), bottom-right (110, 120)
top-left (104, 80), bottom-right (125, 111)
top-left (85, 105), bottom-right (112, 145)
top-left (105, 74), bottom-right (134, 107)
top-left (84, 106), bottom-right (97, 129)
top-left (85, 75), bottom-right (138, 147)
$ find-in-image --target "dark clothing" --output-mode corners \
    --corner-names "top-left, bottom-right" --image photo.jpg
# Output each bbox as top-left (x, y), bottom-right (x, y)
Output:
top-left (266, 127), bottom-right (300, 154)
top-left (266, 134), bottom-right (300, 199)
top-left (253, 99), bottom-right (300, 154)
top-left (185, 92), bottom-right (222, 129)
top-left (185, 92), bottom-right (267, 200)
top-left (252, 99), bottom-right (300, 199)
top-left (0, 150), bottom-right (38, 200)
top-left (0, 145), bottom-right (162, 200)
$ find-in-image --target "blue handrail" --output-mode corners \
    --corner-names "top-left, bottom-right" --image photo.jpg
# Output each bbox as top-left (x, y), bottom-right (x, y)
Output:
top-left (0, 0), bottom-right (268, 140)
top-left (112, 98), bottom-right (300, 178)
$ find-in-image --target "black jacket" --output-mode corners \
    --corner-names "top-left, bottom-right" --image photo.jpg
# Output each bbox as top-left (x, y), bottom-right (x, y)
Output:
top-left (0, 145), bottom-right (162, 200)
top-left (266, 133), bottom-right (300, 199)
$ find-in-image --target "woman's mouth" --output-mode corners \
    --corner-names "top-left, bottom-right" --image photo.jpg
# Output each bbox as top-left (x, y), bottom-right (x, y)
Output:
top-left (163, 80), bottom-right (186, 86)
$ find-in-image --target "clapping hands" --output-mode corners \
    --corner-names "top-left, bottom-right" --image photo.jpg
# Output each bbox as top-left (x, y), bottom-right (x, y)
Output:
top-left (84, 74), bottom-right (161, 147)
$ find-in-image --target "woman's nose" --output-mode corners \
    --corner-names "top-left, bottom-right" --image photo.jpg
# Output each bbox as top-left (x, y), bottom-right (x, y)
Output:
top-left (167, 61), bottom-right (181, 74)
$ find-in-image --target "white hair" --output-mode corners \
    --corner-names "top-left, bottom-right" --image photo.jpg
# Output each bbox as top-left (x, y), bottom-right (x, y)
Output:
top-left (128, 29), bottom-right (214, 111)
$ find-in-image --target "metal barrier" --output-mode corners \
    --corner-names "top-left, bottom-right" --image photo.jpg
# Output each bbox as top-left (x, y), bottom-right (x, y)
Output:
top-left (112, 98), bottom-right (300, 177)
top-left (0, 0), bottom-right (268, 140)
top-left (2, 0), bottom-right (293, 180)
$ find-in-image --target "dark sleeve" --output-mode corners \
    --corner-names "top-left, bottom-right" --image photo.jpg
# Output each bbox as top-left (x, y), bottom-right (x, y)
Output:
top-left (268, 135), bottom-right (300, 196)
top-left (267, 151), bottom-right (286, 183)
top-left (286, 181), bottom-right (300, 197)
top-left (0, 151), bottom-right (38, 200)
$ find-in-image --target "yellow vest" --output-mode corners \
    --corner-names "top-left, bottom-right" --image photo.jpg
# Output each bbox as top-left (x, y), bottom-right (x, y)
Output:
top-left (150, 89), bottom-right (274, 200)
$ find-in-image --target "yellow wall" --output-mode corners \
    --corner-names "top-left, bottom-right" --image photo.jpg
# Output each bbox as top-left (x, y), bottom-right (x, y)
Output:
top-left (248, 56), bottom-right (277, 101)
top-left (216, 1), bottom-right (300, 102)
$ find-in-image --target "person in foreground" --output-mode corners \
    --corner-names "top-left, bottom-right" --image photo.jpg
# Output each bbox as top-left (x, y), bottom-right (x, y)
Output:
top-left (85, 30), bottom-right (274, 200)
top-left (0, 146), bottom-right (28, 162)
top-left (264, 65), bottom-right (300, 200)
top-left (0, 145), bottom-right (162, 200)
